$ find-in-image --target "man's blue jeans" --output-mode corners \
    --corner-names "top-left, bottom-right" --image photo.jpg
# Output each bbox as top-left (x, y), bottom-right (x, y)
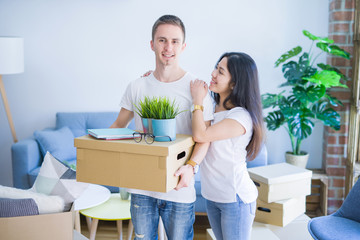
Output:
top-left (130, 193), bottom-right (195, 240)
top-left (206, 195), bottom-right (256, 240)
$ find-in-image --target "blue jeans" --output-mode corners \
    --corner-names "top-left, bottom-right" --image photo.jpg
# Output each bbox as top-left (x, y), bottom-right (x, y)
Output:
top-left (130, 193), bottom-right (195, 240)
top-left (206, 196), bottom-right (256, 240)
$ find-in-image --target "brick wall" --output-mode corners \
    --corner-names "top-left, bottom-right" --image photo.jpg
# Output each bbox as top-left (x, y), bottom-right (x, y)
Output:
top-left (324, 0), bottom-right (355, 214)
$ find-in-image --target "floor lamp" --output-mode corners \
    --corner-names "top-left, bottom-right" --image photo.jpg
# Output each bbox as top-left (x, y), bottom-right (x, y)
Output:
top-left (0, 37), bottom-right (24, 143)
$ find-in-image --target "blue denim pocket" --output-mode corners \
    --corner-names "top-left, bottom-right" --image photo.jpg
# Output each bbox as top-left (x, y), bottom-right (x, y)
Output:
top-left (236, 195), bottom-right (256, 216)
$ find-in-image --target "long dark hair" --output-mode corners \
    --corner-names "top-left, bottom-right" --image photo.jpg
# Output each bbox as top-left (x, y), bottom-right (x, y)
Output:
top-left (212, 52), bottom-right (264, 160)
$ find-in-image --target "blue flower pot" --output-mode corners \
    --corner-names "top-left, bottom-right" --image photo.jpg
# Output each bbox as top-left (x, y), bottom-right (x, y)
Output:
top-left (151, 119), bottom-right (176, 142)
top-left (141, 118), bottom-right (153, 134)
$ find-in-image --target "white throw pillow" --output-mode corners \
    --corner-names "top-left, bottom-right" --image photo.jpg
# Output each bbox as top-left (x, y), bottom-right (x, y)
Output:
top-left (31, 152), bottom-right (89, 211)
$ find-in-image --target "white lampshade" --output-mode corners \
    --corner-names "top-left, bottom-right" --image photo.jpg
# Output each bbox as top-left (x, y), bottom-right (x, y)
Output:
top-left (0, 37), bottom-right (24, 74)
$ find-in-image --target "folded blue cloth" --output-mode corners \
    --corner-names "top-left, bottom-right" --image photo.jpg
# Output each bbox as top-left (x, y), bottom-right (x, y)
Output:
top-left (0, 198), bottom-right (39, 217)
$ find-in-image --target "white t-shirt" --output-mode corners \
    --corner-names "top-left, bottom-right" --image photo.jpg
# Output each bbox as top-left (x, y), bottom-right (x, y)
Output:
top-left (201, 107), bottom-right (258, 203)
top-left (120, 72), bottom-right (214, 203)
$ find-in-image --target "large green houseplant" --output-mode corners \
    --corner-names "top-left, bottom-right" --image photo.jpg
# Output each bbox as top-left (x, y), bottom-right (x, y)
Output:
top-left (262, 30), bottom-right (350, 167)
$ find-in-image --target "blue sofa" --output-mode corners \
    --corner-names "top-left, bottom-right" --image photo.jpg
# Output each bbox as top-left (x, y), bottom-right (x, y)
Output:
top-left (11, 112), bottom-right (131, 192)
top-left (12, 111), bottom-right (267, 213)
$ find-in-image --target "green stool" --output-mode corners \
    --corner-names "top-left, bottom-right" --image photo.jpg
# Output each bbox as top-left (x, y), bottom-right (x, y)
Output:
top-left (80, 193), bottom-right (133, 240)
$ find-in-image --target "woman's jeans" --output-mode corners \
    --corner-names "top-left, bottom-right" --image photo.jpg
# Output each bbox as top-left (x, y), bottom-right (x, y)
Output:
top-left (206, 195), bottom-right (256, 240)
top-left (130, 193), bottom-right (195, 240)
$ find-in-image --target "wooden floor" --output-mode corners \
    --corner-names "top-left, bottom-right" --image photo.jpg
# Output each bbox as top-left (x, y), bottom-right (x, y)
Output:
top-left (80, 215), bottom-right (211, 240)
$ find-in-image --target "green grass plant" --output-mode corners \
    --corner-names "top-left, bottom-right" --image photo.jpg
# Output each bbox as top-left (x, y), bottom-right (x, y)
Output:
top-left (135, 96), bottom-right (184, 119)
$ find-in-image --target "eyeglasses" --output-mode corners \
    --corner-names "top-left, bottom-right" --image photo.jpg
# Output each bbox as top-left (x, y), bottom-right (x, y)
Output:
top-left (133, 132), bottom-right (154, 144)
top-left (132, 132), bottom-right (172, 144)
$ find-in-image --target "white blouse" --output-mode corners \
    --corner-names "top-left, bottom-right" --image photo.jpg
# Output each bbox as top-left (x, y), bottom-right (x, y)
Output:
top-left (200, 107), bottom-right (258, 203)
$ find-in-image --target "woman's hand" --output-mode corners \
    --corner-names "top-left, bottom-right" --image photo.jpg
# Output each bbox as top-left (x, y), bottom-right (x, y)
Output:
top-left (141, 70), bottom-right (153, 77)
top-left (190, 79), bottom-right (208, 104)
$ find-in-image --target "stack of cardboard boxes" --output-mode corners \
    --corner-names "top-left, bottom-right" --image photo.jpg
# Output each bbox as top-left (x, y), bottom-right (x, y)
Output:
top-left (248, 163), bottom-right (312, 227)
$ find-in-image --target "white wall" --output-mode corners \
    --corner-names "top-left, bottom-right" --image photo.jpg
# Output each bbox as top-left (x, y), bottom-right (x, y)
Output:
top-left (0, 0), bottom-right (329, 187)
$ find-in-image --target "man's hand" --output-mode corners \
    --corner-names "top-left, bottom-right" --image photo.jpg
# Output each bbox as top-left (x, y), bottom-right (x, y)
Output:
top-left (174, 164), bottom-right (194, 191)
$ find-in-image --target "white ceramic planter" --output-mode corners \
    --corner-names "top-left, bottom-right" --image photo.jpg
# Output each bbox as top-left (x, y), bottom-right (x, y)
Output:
top-left (285, 151), bottom-right (309, 168)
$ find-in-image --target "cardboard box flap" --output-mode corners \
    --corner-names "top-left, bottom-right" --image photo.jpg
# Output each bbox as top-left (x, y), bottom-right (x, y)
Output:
top-left (248, 163), bottom-right (312, 184)
top-left (74, 134), bottom-right (194, 157)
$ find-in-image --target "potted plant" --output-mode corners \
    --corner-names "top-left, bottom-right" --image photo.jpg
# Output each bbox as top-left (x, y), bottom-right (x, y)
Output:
top-left (135, 96), bottom-right (154, 134)
top-left (135, 96), bottom-right (184, 142)
top-left (262, 30), bottom-right (350, 168)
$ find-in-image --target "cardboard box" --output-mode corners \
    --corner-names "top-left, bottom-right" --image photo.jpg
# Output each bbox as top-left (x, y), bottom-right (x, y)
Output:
top-left (264, 214), bottom-right (312, 240)
top-left (248, 163), bottom-right (312, 203)
top-left (306, 171), bottom-right (328, 217)
top-left (0, 211), bottom-right (73, 240)
top-left (255, 196), bottom-right (306, 227)
top-left (250, 223), bottom-right (281, 240)
top-left (207, 225), bottom-right (281, 240)
top-left (75, 134), bottom-right (194, 193)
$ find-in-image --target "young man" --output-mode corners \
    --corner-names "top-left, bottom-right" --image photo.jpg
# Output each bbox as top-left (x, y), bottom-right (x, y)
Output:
top-left (110, 15), bottom-right (213, 240)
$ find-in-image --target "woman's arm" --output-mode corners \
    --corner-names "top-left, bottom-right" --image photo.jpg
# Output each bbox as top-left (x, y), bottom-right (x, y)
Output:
top-left (190, 79), bottom-right (246, 143)
top-left (193, 117), bottom-right (245, 143)
top-left (174, 139), bottom-right (210, 191)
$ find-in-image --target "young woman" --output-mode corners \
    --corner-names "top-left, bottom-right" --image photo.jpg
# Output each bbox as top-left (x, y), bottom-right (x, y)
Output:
top-left (189, 52), bottom-right (265, 240)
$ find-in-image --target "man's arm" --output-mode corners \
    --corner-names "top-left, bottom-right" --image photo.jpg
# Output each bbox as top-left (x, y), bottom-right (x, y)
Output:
top-left (174, 120), bottom-right (211, 191)
top-left (110, 108), bottom-right (134, 128)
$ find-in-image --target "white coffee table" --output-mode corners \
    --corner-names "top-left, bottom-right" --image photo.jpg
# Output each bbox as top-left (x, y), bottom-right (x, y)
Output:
top-left (79, 193), bottom-right (133, 240)
top-left (73, 184), bottom-right (111, 232)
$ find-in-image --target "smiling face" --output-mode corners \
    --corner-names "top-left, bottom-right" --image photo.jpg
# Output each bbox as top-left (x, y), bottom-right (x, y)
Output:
top-left (150, 24), bottom-right (186, 67)
top-left (209, 57), bottom-right (233, 97)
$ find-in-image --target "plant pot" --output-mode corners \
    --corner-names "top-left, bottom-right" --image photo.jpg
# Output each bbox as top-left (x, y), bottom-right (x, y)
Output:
top-left (141, 118), bottom-right (153, 134)
top-left (285, 151), bottom-right (309, 168)
top-left (119, 188), bottom-right (130, 200)
top-left (151, 118), bottom-right (176, 142)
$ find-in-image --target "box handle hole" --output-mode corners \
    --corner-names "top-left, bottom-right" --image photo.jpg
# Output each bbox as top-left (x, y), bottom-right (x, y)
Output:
top-left (253, 181), bottom-right (260, 187)
top-left (177, 151), bottom-right (186, 160)
top-left (257, 207), bottom-right (271, 213)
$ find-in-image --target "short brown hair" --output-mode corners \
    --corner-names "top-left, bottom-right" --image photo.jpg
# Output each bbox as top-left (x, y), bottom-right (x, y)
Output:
top-left (152, 15), bottom-right (185, 42)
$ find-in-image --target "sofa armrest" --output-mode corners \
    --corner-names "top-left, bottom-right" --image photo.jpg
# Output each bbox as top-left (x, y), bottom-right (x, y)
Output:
top-left (11, 138), bottom-right (42, 189)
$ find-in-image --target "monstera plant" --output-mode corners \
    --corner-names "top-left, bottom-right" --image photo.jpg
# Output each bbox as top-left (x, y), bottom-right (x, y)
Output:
top-left (262, 30), bottom-right (350, 167)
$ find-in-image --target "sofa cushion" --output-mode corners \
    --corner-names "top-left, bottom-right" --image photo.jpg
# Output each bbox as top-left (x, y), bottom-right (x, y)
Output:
top-left (34, 126), bottom-right (76, 162)
top-left (308, 215), bottom-right (360, 239)
top-left (31, 152), bottom-right (89, 211)
top-left (56, 112), bottom-right (119, 137)
top-left (246, 144), bottom-right (268, 168)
